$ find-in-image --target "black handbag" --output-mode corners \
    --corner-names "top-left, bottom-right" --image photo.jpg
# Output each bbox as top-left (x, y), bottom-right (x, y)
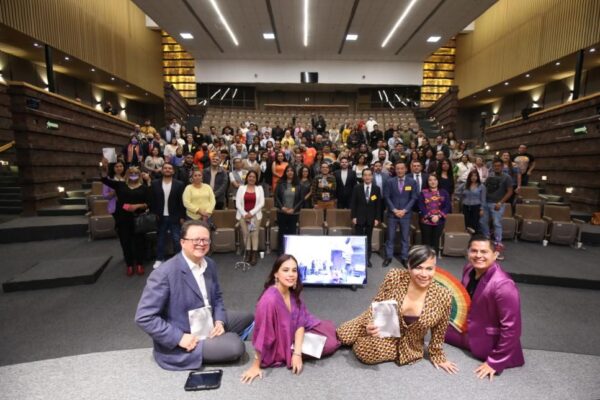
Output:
top-left (134, 212), bottom-right (157, 234)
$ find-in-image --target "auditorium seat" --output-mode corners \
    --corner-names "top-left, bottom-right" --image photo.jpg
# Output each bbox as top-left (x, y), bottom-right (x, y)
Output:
top-left (324, 208), bottom-right (352, 236)
top-left (543, 205), bottom-right (579, 246)
top-left (515, 204), bottom-right (547, 243)
top-left (441, 213), bottom-right (473, 256)
top-left (501, 203), bottom-right (517, 240)
top-left (211, 210), bottom-right (238, 253)
top-left (298, 209), bottom-right (325, 235)
top-left (88, 199), bottom-right (116, 240)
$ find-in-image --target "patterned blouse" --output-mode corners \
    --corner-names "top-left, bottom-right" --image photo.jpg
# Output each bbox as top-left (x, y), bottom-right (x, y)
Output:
top-left (417, 188), bottom-right (452, 226)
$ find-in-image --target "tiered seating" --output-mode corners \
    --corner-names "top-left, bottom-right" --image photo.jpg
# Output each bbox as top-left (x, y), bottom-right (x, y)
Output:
top-left (200, 107), bottom-right (419, 132)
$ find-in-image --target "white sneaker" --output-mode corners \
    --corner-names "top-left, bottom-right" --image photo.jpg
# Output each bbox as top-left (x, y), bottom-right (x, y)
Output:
top-left (153, 261), bottom-right (163, 269)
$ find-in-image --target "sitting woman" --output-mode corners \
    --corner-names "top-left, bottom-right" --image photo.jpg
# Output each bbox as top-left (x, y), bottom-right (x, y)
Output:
top-left (336, 245), bottom-right (458, 374)
top-left (241, 254), bottom-right (340, 383)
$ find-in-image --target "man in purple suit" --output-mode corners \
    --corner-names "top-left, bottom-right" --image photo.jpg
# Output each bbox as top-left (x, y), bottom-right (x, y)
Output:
top-left (445, 235), bottom-right (525, 380)
top-left (135, 220), bottom-right (253, 370)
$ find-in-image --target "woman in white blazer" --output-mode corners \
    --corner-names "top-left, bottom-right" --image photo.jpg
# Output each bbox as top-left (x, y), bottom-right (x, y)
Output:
top-left (235, 170), bottom-right (265, 265)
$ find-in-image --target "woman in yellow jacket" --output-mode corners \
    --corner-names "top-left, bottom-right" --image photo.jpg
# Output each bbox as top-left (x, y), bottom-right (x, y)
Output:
top-left (182, 169), bottom-right (216, 221)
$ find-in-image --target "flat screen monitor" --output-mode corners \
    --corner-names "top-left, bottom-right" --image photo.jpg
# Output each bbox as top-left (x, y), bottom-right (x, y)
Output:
top-left (283, 235), bottom-right (367, 286)
top-left (300, 72), bottom-right (318, 83)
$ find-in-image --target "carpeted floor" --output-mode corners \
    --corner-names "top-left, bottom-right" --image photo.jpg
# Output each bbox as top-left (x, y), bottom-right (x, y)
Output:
top-left (1, 345), bottom-right (599, 400)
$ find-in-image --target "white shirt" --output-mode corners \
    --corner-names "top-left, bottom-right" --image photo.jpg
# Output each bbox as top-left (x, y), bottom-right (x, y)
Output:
top-left (341, 169), bottom-right (348, 185)
top-left (365, 119), bottom-right (378, 133)
top-left (162, 180), bottom-right (172, 216)
top-left (182, 253), bottom-right (210, 307)
top-left (364, 184), bottom-right (371, 199)
top-left (414, 173), bottom-right (422, 192)
top-left (374, 173), bottom-right (383, 190)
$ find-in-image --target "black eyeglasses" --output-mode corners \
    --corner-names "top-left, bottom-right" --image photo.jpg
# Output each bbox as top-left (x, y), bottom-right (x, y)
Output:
top-left (182, 238), bottom-right (211, 245)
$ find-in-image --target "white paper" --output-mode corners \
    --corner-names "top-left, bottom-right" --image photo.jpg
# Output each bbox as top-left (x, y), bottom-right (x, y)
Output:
top-left (102, 147), bottom-right (117, 163)
top-left (188, 306), bottom-right (214, 340)
top-left (372, 300), bottom-right (401, 338)
top-left (292, 332), bottom-right (327, 359)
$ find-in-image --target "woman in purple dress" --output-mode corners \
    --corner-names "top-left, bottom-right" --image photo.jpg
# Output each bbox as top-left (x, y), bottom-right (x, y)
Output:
top-left (241, 254), bottom-right (340, 383)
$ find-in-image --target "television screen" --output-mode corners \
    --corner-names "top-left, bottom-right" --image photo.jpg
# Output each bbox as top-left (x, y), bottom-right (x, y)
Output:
top-left (284, 235), bottom-right (367, 286)
top-left (300, 72), bottom-right (318, 83)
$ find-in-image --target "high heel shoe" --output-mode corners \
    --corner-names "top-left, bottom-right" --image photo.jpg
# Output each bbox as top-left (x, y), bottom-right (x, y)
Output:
top-left (126, 266), bottom-right (134, 277)
top-left (135, 264), bottom-right (145, 275)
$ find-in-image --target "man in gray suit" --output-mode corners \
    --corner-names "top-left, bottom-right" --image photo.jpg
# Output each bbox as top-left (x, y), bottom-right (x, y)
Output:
top-left (135, 220), bottom-right (253, 371)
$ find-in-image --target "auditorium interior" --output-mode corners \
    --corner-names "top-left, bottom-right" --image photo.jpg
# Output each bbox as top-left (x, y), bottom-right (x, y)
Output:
top-left (0, 0), bottom-right (599, 399)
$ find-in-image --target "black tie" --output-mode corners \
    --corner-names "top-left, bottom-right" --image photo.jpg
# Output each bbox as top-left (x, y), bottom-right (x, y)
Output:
top-left (365, 185), bottom-right (370, 201)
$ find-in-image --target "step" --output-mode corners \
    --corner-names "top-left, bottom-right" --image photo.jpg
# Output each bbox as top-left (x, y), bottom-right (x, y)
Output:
top-left (0, 206), bottom-right (23, 214)
top-left (0, 215), bottom-right (89, 243)
top-left (81, 182), bottom-right (92, 190)
top-left (0, 187), bottom-right (21, 194)
top-left (0, 199), bottom-right (22, 207)
top-left (66, 190), bottom-right (90, 198)
top-left (0, 192), bottom-right (22, 200)
top-left (0, 177), bottom-right (18, 185)
top-left (59, 197), bottom-right (87, 206)
top-left (37, 205), bottom-right (88, 216)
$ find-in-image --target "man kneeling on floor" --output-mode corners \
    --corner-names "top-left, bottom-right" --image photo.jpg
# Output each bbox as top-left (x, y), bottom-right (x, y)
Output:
top-left (445, 235), bottom-right (525, 380)
top-left (135, 220), bottom-right (254, 370)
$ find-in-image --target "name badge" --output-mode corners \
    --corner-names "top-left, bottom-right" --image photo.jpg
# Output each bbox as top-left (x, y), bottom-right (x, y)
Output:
top-left (405, 186), bottom-right (412, 191)
top-left (322, 192), bottom-right (330, 201)
top-left (370, 195), bottom-right (377, 201)
top-left (291, 187), bottom-right (296, 192)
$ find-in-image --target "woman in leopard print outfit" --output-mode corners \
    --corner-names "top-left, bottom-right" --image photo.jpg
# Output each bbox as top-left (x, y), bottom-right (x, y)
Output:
top-left (337, 245), bottom-right (458, 373)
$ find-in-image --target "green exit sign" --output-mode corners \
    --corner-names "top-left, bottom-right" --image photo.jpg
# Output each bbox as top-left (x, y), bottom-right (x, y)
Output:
top-left (573, 125), bottom-right (587, 135)
top-left (46, 121), bottom-right (59, 130)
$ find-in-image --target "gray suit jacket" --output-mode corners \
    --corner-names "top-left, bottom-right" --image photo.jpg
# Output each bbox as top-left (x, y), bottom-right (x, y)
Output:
top-left (135, 253), bottom-right (227, 370)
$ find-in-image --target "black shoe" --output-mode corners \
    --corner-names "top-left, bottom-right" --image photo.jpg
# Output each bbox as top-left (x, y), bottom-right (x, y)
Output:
top-left (401, 259), bottom-right (408, 268)
top-left (382, 258), bottom-right (392, 267)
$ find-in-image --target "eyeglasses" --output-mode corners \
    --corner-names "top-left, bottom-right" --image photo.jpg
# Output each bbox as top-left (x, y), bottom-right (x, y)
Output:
top-left (182, 238), bottom-right (211, 245)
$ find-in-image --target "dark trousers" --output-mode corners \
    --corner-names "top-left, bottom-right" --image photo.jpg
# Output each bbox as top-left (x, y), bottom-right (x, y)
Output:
top-left (202, 310), bottom-right (254, 364)
top-left (420, 222), bottom-right (444, 254)
top-left (462, 204), bottom-right (481, 233)
top-left (355, 223), bottom-right (374, 259)
top-left (215, 201), bottom-right (225, 210)
top-left (277, 212), bottom-right (299, 254)
top-left (115, 216), bottom-right (145, 266)
top-left (337, 195), bottom-right (351, 209)
top-left (156, 216), bottom-right (182, 261)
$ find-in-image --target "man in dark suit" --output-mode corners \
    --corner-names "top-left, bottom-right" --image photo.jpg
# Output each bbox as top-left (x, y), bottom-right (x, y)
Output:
top-left (434, 135), bottom-right (451, 159)
top-left (350, 168), bottom-right (382, 268)
top-left (408, 159), bottom-right (429, 193)
top-left (383, 162), bottom-right (418, 267)
top-left (135, 220), bottom-right (253, 371)
top-left (334, 157), bottom-right (357, 209)
top-left (150, 163), bottom-right (186, 269)
top-left (203, 156), bottom-right (229, 210)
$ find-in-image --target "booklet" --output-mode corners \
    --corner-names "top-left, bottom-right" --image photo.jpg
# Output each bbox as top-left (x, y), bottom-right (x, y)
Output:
top-left (188, 306), bottom-right (214, 340)
top-left (292, 332), bottom-right (327, 359)
top-left (102, 147), bottom-right (117, 163)
top-left (372, 300), bottom-right (401, 338)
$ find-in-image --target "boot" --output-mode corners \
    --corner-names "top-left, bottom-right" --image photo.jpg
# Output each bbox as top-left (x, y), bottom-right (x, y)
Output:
top-left (250, 250), bottom-right (258, 266)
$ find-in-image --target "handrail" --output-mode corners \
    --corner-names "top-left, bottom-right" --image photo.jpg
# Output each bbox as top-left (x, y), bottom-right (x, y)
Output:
top-left (0, 140), bottom-right (15, 153)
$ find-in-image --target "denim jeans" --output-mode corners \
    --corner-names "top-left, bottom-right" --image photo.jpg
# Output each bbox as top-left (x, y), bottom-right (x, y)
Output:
top-left (480, 202), bottom-right (505, 243)
top-left (156, 217), bottom-right (182, 261)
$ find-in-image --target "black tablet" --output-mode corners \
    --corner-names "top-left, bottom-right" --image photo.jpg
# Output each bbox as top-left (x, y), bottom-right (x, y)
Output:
top-left (184, 369), bottom-right (223, 391)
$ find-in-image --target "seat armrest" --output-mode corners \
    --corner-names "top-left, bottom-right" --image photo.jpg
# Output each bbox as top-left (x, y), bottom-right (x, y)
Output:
top-left (323, 221), bottom-right (329, 229)
top-left (542, 216), bottom-right (552, 223)
top-left (573, 218), bottom-right (586, 224)
top-left (466, 227), bottom-right (475, 235)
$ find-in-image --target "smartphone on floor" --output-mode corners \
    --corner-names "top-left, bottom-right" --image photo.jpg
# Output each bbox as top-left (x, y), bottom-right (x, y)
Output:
top-left (184, 369), bottom-right (223, 391)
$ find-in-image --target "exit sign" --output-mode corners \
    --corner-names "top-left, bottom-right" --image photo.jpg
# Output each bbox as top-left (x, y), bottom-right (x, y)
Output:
top-left (573, 125), bottom-right (587, 135)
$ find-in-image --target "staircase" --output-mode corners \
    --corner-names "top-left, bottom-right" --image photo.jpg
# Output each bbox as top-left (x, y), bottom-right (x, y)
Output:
top-left (0, 164), bottom-right (23, 215)
top-left (415, 109), bottom-right (441, 138)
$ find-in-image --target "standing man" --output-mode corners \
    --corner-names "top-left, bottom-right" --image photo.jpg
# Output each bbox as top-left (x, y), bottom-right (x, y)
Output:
top-left (408, 160), bottom-right (428, 193)
top-left (350, 168), bottom-right (381, 268)
top-left (334, 157), bottom-right (357, 209)
top-left (135, 220), bottom-right (254, 371)
top-left (445, 236), bottom-right (524, 380)
top-left (512, 144), bottom-right (536, 187)
top-left (203, 156), bottom-right (229, 210)
top-left (434, 135), bottom-right (451, 159)
top-left (383, 162), bottom-right (418, 267)
top-left (312, 162), bottom-right (337, 209)
top-left (480, 159), bottom-right (513, 259)
top-left (150, 163), bottom-right (186, 269)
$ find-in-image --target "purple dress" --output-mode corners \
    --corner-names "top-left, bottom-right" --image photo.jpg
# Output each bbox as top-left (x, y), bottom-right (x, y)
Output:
top-left (252, 286), bottom-right (340, 368)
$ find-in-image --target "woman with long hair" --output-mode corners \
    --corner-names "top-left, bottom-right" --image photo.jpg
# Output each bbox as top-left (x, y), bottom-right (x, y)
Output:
top-left (417, 175), bottom-right (452, 255)
top-left (337, 245), bottom-right (457, 373)
top-left (274, 166), bottom-right (304, 255)
top-left (352, 154), bottom-right (368, 183)
top-left (461, 170), bottom-right (486, 233)
top-left (100, 158), bottom-right (151, 276)
top-left (271, 151), bottom-right (289, 192)
top-left (500, 151), bottom-right (521, 203)
top-left (299, 166), bottom-right (313, 208)
top-left (436, 159), bottom-right (455, 198)
top-left (241, 254), bottom-right (340, 383)
top-left (102, 160), bottom-right (126, 218)
top-left (311, 151), bottom-right (324, 177)
top-left (235, 171), bottom-right (265, 265)
top-left (144, 146), bottom-right (165, 179)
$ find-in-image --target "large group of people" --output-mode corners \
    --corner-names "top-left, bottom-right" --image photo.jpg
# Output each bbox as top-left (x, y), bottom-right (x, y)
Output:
top-left (101, 114), bottom-right (534, 273)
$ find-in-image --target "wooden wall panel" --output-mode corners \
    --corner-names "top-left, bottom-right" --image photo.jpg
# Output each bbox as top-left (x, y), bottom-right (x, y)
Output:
top-left (164, 83), bottom-right (191, 124)
top-left (0, 0), bottom-right (163, 97)
top-left (0, 83), bottom-right (15, 163)
top-left (485, 92), bottom-right (600, 212)
top-left (455, 0), bottom-right (600, 98)
top-left (426, 86), bottom-right (458, 135)
top-left (8, 82), bottom-right (134, 214)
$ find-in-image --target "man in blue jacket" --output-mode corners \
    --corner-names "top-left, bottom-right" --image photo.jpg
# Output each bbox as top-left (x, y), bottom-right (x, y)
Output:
top-left (135, 220), bottom-right (253, 370)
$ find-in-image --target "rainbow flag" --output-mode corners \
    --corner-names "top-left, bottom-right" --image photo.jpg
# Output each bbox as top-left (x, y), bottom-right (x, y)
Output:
top-left (434, 267), bottom-right (471, 333)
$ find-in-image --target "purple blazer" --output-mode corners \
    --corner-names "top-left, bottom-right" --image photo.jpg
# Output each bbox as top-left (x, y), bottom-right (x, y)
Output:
top-left (134, 253), bottom-right (227, 371)
top-left (451, 262), bottom-right (525, 373)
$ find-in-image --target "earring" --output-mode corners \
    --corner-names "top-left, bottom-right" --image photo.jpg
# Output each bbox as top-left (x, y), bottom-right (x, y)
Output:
top-left (293, 283), bottom-right (297, 290)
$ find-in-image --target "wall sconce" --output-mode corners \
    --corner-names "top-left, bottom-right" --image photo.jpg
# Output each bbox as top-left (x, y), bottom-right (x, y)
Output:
top-left (541, 176), bottom-right (547, 181)
top-left (57, 186), bottom-right (65, 193)
top-left (0, 160), bottom-right (8, 166)
top-left (565, 187), bottom-right (574, 194)
top-left (485, 145), bottom-right (490, 150)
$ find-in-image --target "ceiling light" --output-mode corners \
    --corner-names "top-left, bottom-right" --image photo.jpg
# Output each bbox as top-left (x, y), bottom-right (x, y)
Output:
top-left (487, 89), bottom-right (492, 92)
top-left (346, 34), bottom-right (358, 41)
top-left (263, 33), bottom-right (275, 40)
top-left (126, 84), bottom-right (130, 88)
top-left (525, 73), bottom-right (530, 78)
top-left (303, 0), bottom-right (309, 47)
top-left (473, 95), bottom-right (477, 98)
top-left (555, 61), bottom-right (561, 66)
top-left (210, 89), bottom-right (222, 99)
top-left (565, 187), bottom-right (574, 194)
top-left (427, 36), bottom-right (441, 43)
top-left (64, 56), bottom-right (70, 61)
top-left (504, 82), bottom-right (509, 86)
top-left (220, 88), bottom-right (230, 100)
top-left (381, 0), bottom-right (419, 47)
top-left (180, 32), bottom-right (194, 40)
top-left (542, 175), bottom-right (548, 181)
top-left (110, 77), bottom-right (115, 81)
top-left (209, 0), bottom-right (239, 46)
top-left (589, 48), bottom-right (596, 53)
top-left (145, 92), bottom-right (148, 96)
top-left (382, 90), bottom-right (389, 102)
top-left (232, 88), bottom-right (238, 99)
top-left (33, 42), bottom-right (41, 48)
top-left (91, 68), bottom-right (95, 72)
top-left (378, 90), bottom-right (383, 101)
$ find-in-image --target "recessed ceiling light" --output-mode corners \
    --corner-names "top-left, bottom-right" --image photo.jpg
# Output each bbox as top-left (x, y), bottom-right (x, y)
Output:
top-left (381, 0), bottom-right (419, 47)
top-left (555, 61), bottom-right (561, 66)
top-left (504, 81), bottom-right (509, 86)
top-left (33, 42), bottom-right (41, 48)
top-left (90, 68), bottom-right (95, 72)
top-left (589, 48), bottom-right (596, 53)
top-left (487, 89), bottom-right (492, 92)
top-left (208, 0), bottom-right (239, 46)
top-left (126, 84), bottom-right (130, 88)
top-left (346, 34), bottom-right (358, 41)
top-left (427, 36), bottom-right (441, 43)
top-left (263, 33), bottom-right (275, 40)
top-left (473, 95), bottom-right (477, 98)
top-left (145, 92), bottom-right (148, 96)
top-left (303, 0), bottom-right (309, 47)
top-left (180, 32), bottom-right (194, 40)
top-left (525, 73), bottom-right (530, 78)
top-left (110, 77), bottom-right (115, 81)
top-left (64, 56), bottom-right (70, 61)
